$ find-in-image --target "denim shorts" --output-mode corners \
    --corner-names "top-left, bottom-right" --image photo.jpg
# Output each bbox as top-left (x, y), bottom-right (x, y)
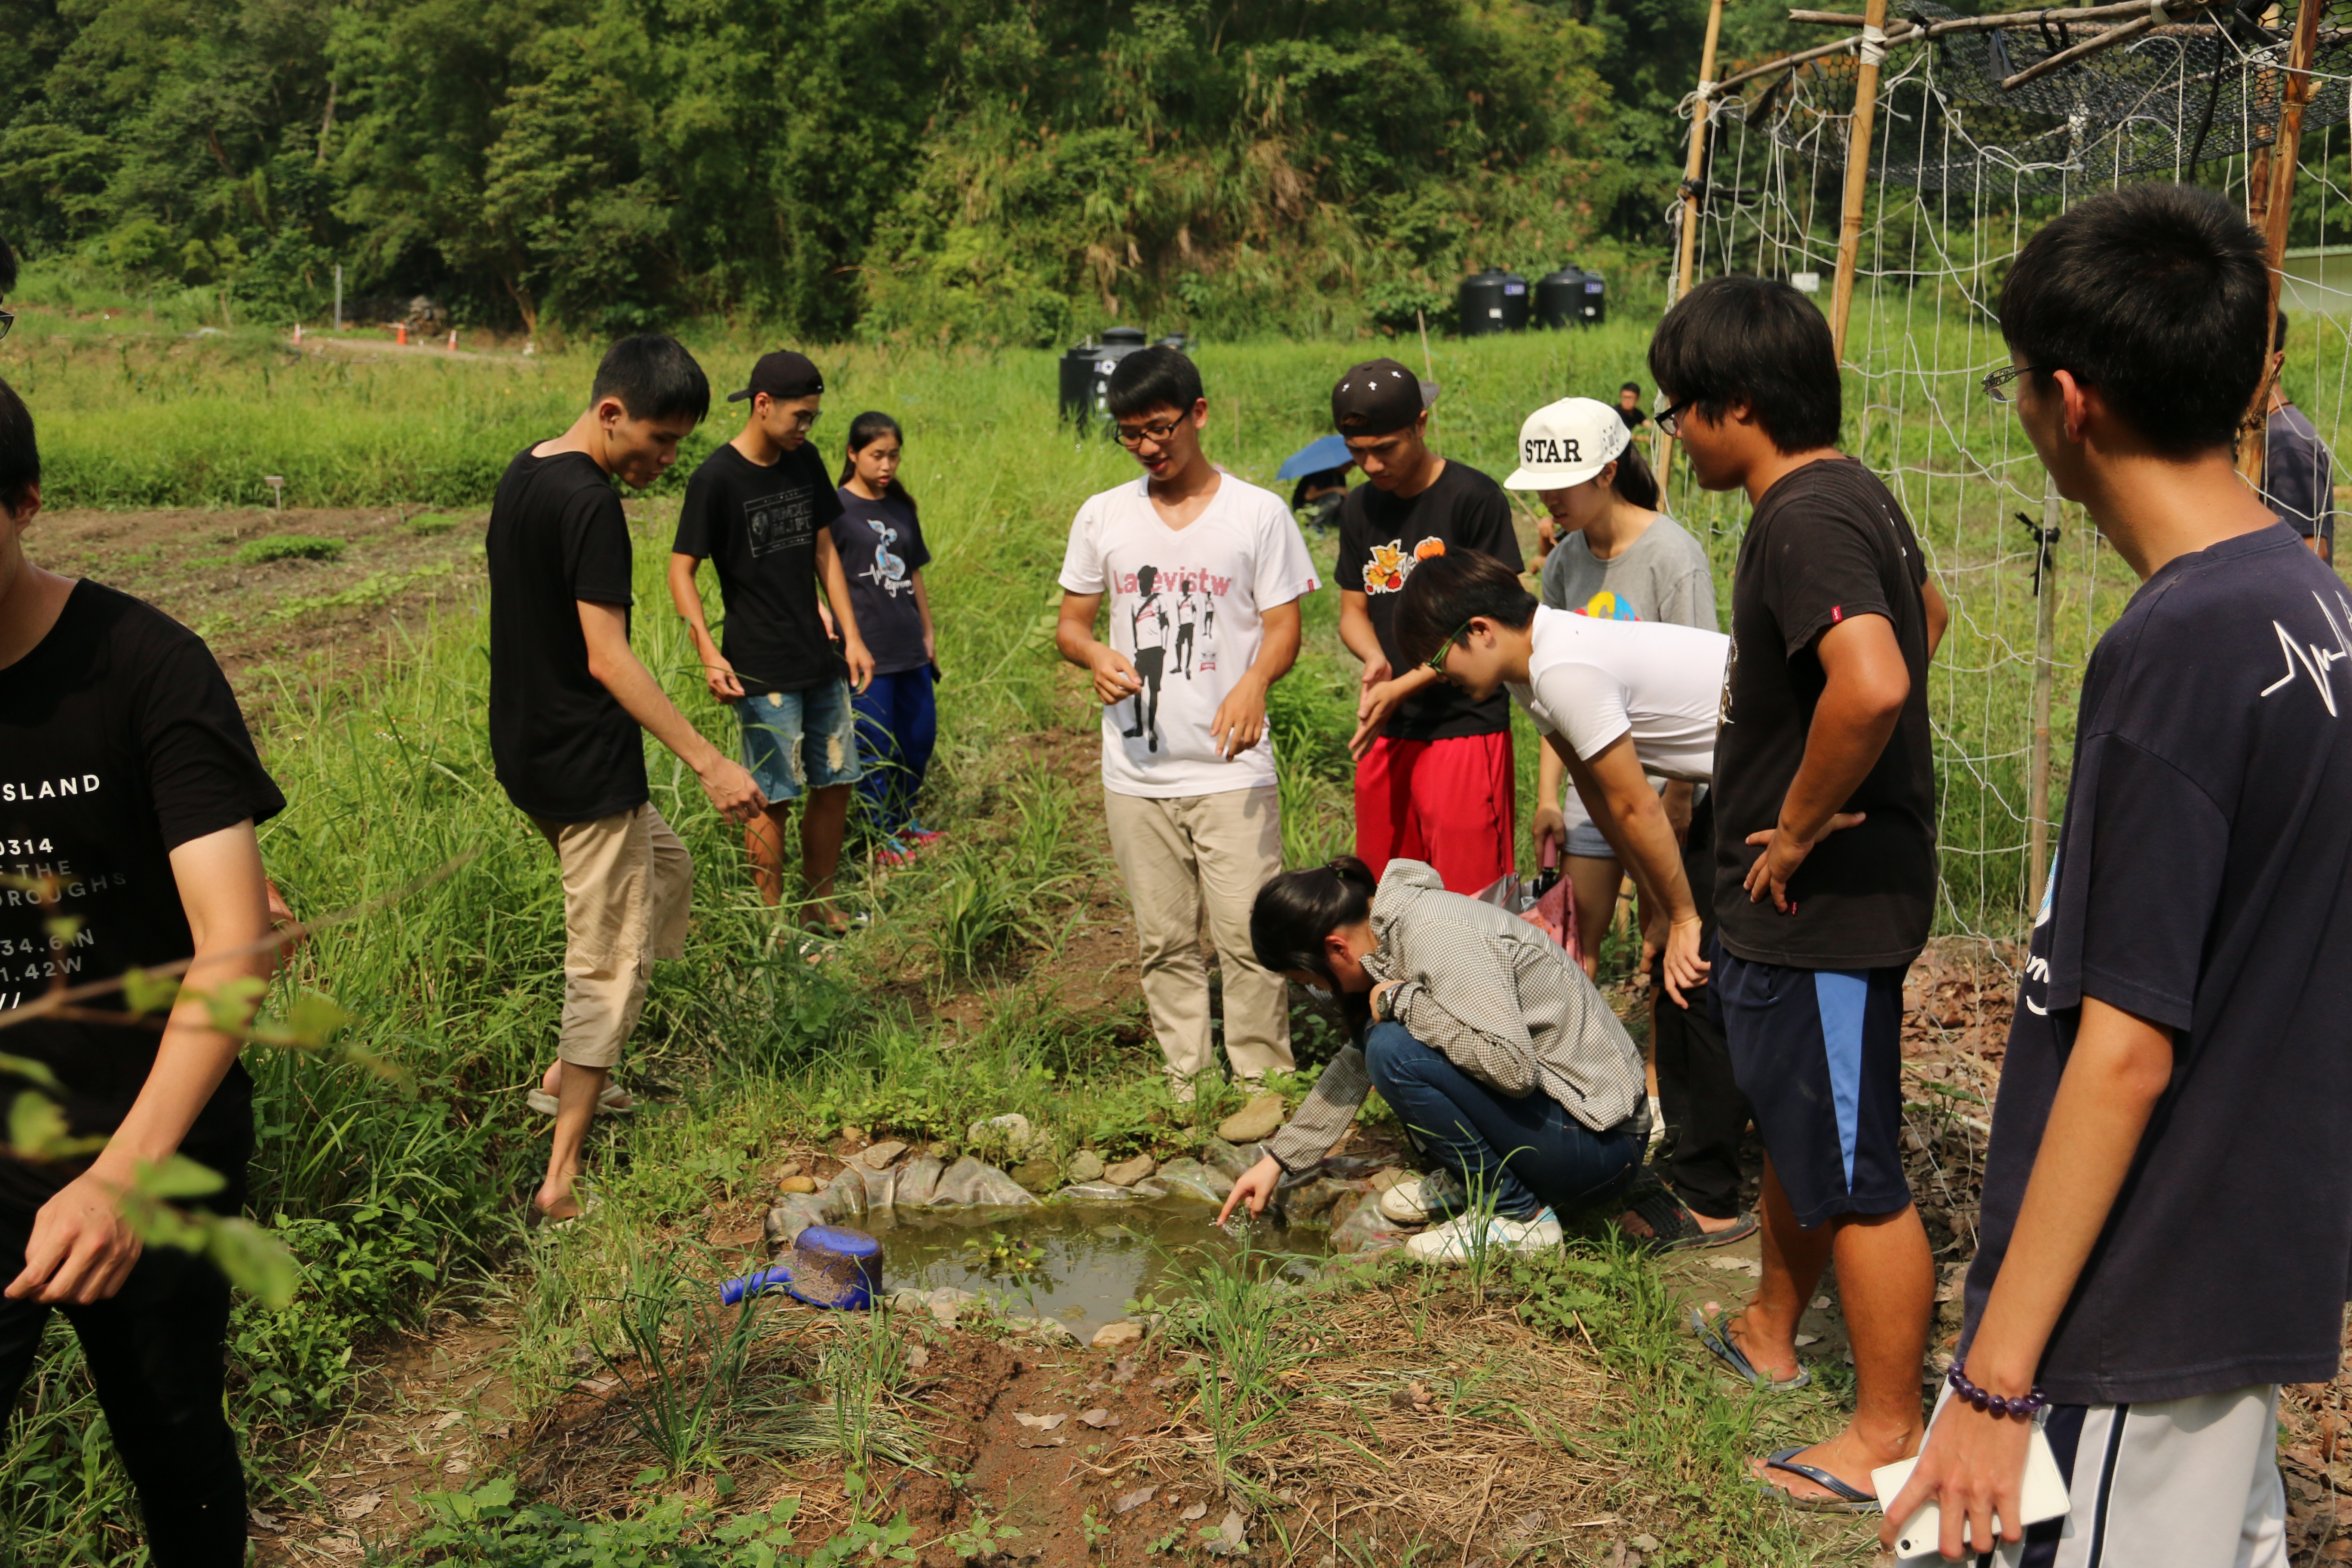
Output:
top-left (736, 682), bottom-right (860, 803)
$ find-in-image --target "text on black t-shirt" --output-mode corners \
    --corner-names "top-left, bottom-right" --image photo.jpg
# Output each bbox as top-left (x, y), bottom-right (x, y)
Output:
top-left (0, 582), bottom-right (285, 1212)
top-left (672, 443), bottom-right (846, 693)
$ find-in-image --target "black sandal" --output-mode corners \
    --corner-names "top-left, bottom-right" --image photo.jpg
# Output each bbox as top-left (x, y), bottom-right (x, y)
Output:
top-left (1621, 1181), bottom-right (1758, 1253)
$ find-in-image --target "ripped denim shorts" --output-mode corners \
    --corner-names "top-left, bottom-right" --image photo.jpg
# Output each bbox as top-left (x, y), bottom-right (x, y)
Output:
top-left (735, 680), bottom-right (861, 802)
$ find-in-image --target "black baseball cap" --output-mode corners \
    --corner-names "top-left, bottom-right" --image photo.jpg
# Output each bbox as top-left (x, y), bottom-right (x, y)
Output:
top-left (727, 350), bottom-right (824, 404)
top-left (1332, 358), bottom-right (1430, 435)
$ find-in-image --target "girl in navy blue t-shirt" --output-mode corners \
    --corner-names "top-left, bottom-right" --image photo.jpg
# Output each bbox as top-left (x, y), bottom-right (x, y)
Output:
top-left (830, 413), bottom-right (939, 861)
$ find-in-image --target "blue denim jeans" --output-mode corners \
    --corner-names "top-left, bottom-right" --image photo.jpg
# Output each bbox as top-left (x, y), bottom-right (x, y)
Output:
top-left (851, 668), bottom-right (938, 836)
top-left (736, 681), bottom-right (860, 803)
top-left (1364, 1022), bottom-right (1642, 1221)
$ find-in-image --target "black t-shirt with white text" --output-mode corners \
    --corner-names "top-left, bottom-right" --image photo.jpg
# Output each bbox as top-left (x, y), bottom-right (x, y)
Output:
top-left (673, 443), bottom-right (846, 693)
top-left (486, 448), bottom-right (646, 824)
top-left (0, 582), bottom-right (284, 1211)
top-left (830, 489), bottom-right (933, 676)
top-left (1712, 457), bottom-right (1936, 969)
top-left (1963, 524), bottom-right (2352, 1405)
top-left (1335, 461), bottom-right (1523, 741)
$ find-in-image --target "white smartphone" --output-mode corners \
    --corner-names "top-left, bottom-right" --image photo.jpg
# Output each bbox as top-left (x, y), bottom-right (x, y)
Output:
top-left (1871, 1427), bottom-right (2071, 1560)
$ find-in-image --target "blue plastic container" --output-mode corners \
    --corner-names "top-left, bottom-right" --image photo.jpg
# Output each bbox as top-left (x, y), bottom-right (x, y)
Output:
top-left (723, 1225), bottom-right (883, 1311)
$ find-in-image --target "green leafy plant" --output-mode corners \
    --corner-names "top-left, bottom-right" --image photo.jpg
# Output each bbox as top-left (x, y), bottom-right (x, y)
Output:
top-left (586, 1251), bottom-right (768, 1478)
top-left (960, 1230), bottom-right (1044, 1279)
top-left (940, 1510), bottom-right (1023, 1559)
top-left (234, 533), bottom-right (344, 564)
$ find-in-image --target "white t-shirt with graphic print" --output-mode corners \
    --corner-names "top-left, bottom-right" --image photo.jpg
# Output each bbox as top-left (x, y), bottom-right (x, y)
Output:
top-left (1060, 473), bottom-right (1323, 798)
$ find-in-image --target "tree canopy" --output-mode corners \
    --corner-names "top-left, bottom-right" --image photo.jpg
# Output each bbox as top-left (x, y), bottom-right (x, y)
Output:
top-left (0, 0), bottom-right (1727, 342)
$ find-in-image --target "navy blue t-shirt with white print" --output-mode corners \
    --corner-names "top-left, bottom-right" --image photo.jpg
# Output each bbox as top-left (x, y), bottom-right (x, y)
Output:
top-left (830, 489), bottom-right (932, 676)
top-left (1962, 523), bottom-right (2352, 1406)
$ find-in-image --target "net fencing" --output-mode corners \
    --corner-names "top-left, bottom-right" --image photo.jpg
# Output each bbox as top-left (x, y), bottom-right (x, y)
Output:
top-left (1662, 0), bottom-right (2352, 940)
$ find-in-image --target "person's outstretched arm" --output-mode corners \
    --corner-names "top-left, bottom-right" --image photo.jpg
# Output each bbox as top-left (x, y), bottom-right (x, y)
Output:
top-left (1343, 586), bottom-right (1439, 758)
top-left (7, 821), bottom-right (272, 1306)
top-left (1883, 996), bottom-right (2173, 1559)
top-left (1741, 612), bottom-right (1902, 911)
top-left (1556, 734), bottom-right (1708, 1002)
top-left (815, 528), bottom-right (874, 692)
top-left (578, 600), bottom-right (764, 823)
top-left (1056, 591), bottom-right (1142, 704)
top-left (1210, 598), bottom-right (1301, 760)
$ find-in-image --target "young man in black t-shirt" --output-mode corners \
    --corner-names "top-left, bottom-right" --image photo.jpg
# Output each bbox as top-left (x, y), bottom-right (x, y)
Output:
top-left (1884, 185), bottom-right (2346, 1568)
top-left (487, 336), bottom-right (764, 1224)
top-left (0, 373), bottom-right (283, 1563)
top-left (1333, 358), bottom-right (1524, 895)
top-left (668, 351), bottom-right (874, 934)
top-left (1651, 277), bottom-right (1951, 1508)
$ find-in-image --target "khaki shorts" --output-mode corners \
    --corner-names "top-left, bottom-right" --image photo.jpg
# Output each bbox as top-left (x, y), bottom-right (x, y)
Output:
top-left (531, 803), bottom-right (691, 1070)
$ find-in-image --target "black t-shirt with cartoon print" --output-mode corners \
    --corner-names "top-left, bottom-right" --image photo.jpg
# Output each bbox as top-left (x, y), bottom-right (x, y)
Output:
top-left (1335, 460), bottom-right (1522, 741)
top-left (830, 489), bottom-right (932, 676)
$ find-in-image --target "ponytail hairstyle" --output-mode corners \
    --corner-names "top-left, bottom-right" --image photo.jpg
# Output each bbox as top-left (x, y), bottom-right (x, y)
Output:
top-left (1250, 856), bottom-right (1378, 987)
top-left (838, 410), bottom-right (913, 507)
top-left (1609, 437), bottom-right (1660, 510)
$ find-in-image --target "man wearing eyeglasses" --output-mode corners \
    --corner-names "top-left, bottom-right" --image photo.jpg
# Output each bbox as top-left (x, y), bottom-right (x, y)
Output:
top-left (669, 350), bottom-right (874, 936)
top-left (1056, 346), bottom-right (1321, 1099)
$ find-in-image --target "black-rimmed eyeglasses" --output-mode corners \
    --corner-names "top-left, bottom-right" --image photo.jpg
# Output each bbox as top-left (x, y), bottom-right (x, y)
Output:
top-left (1652, 393), bottom-right (1697, 437)
top-left (1982, 364), bottom-right (2049, 404)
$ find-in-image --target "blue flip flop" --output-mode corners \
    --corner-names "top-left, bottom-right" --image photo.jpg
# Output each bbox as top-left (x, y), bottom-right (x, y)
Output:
top-left (1687, 1307), bottom-right (1812, 1391)
top-left (1758, 1446), bottom-right (1878, 1514)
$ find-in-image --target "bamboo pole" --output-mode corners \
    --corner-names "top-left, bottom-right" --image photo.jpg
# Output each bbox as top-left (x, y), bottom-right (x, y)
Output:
top-left (2027, 477), bottom-right (2061, 908)
top-left (1659, 0), bottom-right (1728, 485)
top-left (1828, 0), bottom-right (1891, 361)
top-left (2240, 0), bottom-right (2322, 488)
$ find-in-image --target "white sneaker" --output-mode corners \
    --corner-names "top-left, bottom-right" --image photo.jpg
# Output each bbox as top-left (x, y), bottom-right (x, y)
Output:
top-left (1647, 1094), bottom-right (1665, 1148)
top-left (1378, 1169), bottom-right (1466, 1225)
top-left (1404, 1207), bottom-right (1563, 1263)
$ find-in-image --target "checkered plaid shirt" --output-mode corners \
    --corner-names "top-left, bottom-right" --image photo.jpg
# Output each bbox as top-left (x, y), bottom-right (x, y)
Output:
top-left (1265, 860), bottom-right (1646, 1173)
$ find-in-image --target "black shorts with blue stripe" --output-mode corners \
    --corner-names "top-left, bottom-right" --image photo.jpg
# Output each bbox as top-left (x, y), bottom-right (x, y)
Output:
top-left (1712, 943), bottom-right (1913, 1228)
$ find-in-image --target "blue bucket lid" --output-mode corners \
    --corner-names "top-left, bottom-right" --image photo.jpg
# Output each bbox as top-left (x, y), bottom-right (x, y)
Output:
top-left (786, 1225), bottom-right (883, 1311)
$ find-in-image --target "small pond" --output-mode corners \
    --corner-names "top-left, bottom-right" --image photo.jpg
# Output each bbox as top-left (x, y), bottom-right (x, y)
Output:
top-left (867, 1200), bottom-right (1333, 1327)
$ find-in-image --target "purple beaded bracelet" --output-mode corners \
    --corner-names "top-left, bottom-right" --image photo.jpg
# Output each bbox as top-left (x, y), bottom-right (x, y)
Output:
top-left (1948, 1362), bottom-right (2048, 1420)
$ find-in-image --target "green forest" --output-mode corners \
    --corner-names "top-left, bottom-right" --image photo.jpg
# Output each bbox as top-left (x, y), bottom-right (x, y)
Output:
top-left (0, 0), bottom-right (1812, 344)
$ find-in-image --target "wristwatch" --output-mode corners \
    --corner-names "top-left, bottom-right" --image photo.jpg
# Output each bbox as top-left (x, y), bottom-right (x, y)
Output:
top-left (1371, 986), bottom-right (1392, 1023)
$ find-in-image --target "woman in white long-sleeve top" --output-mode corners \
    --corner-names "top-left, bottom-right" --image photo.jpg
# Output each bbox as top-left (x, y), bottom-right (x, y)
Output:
top-left (1217, 855), bottom-right (1648, 1262)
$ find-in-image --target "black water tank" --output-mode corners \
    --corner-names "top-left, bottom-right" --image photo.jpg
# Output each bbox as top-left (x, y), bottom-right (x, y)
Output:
top-left (1058, 326), bottom-right (1153, 425)
top-left (1458, 269), bottom-right (1530, 337)
top-left (1535, 267), bottom-right (1589, 330)
top-left (1579, 267), bottom-right (1607, 325)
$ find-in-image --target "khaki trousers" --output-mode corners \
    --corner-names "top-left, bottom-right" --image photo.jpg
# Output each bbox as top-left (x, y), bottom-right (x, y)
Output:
top-left (1102, 784), bottom-right (1294, 1092)
top-left (531, 803), bottom-right (692, 1070)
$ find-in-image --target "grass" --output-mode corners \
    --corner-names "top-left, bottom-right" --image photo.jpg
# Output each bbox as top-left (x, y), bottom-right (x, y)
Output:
top-left (0, 312), bottom-right (2129, 1562)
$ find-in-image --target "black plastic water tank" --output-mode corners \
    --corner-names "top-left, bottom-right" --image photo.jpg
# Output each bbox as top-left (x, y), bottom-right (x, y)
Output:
top-left (1058, 326), bottom-right (1153, 425)
top-left (1578, 268), bottom-right (1607, 325)
top-left (1535, 267), bottom-right (1589, 330)
top-left (1458, 269), bottom-right (1530, 337)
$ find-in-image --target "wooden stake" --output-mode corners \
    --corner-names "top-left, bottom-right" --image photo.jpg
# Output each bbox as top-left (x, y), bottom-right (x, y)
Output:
top-left (1829, 0), bottom-right (1891, 363)
top-left (2240, 0), bottom-right (2322, 489)
top-left (1660, 0), bottom-right (1729, 486)
top-left (2027, 475), bottom-right (2061, 910)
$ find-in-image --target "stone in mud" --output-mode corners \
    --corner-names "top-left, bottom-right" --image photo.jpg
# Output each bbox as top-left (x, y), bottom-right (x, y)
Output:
top-left (778, 1175), bottom-right (819, 1194)
top-left (1007, 1314), bottom-right (1078, 1343)
top-left (930, 1156), bottom-right (1039, 1207)
top-left (1283, 1176), bottom-right (1372, 1228)
top-left (1200, 1137), bottom-right (1264, 1182)
top-left (859, 1139), bottom-right (910, 1170)
top-left (1066, 1150), bottom-right (1106, 1184)
top-left (1216, 1093), bottom-right (1287, 1145)
top-left (1057, 1179), bottom-right (1169, 1202)
top-left (968, 1112), bottom-right (1035, 1152)
top-left (892, 1156), bottom-right (945, 1208)
top-left (1330, 1195), bottom-right (1415, 1255)
top-left (1103, 1154), bottom-right (1157, 1188)
top-left (1092, 1320), bottom-right (1145, 1348)
top-left (1012, 1158), bottom-right (1060, 1193)
top-left (1154, 1157), bottom-right (1231, 1204)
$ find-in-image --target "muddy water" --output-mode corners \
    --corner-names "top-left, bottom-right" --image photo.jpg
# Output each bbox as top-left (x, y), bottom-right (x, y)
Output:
top-left (870, 1201), bottom-right (1332, 1327)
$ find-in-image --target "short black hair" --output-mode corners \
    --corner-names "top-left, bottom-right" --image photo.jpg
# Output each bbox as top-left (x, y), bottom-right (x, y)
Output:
top-left (1391, 548), bottom-right (1537, 670)
top-left (1648, 275), bottom-right (1841, 453)
top-left (0, 234), bottom-right (15, 298)
top-left (589, 334), bottom-right (711, 426)
top-left (0, 377), bottom-right (38, 516)
top-left (1999, 184), bottom-right (2266, 457)
top-left (1250, 856), bottom-right (1378, 986)
top-left (1105, 346), bottom-right (1203, 420)
top-left (1620, 381), bottom-right (1640, 394)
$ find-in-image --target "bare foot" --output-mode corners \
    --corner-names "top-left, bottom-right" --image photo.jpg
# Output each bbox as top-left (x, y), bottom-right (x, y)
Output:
top-left (1751, 1426), bottom-right (1917, 1505)
top-left (534, 1177), bottom-right (583, 1223)
top-left (1706, 1301), bottom-right (1801, 1384)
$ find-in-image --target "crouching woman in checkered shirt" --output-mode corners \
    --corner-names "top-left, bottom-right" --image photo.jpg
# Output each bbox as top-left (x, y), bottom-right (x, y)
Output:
top-left (1215, 856), bottom-right (1649, 1262)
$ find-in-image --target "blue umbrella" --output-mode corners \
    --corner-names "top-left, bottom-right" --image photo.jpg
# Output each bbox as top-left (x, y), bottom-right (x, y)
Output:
top-left (1277, 433), bottom-right (1353, 481)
